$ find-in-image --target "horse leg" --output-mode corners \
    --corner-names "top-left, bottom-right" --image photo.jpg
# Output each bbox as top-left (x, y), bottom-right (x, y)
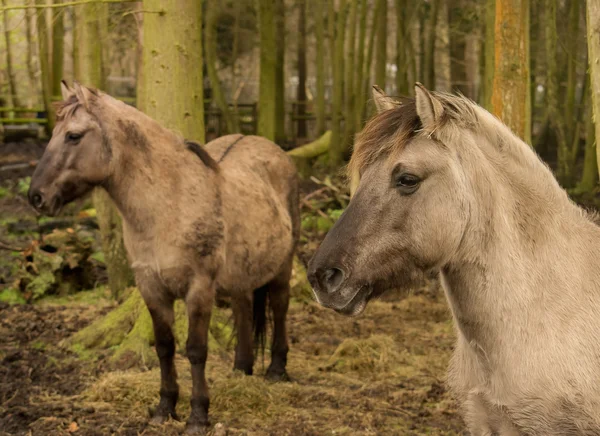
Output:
top-left (137, 275), bottom-right (179, 423)
top-left (184, 276), bottom-right (214, 433)
top-left (232, 292), bottom-right (254, 375)
top-left (265, 266), bottom-right (291, 381)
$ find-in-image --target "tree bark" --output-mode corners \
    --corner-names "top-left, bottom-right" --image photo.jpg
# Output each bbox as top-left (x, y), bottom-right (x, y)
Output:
top-left (25, 1), bottom-right (37, 95)
top-left (545, 0), bottom-right (569, 183)
top-left (423, 0), bottom-right (439, 90)
top-left (274, 0), bottom-right (286, 145)
top-left (329, 0), bottom-right (348, 167)
top-left (2, 0), bottom-right (22, 108)
top-left (314, 0), bottom-right (326, 135)
top-left (491, 0), bottom-right (530, 143)
top-left (588, 0), bottom-right (600, 185)
top-left (342, 0), bottom-right (357, 146)
top-left (482, 0), bottom-right (495, 110)
top-left (36, 0), bottom-right (55, 131)
top-left (297, 0), bottom-right (308, 139)
top-left (374, 0), bottom-right (387, 89)
top-left (205, 0), bottom-right (238, 134)
top-left (354, 0), bottom-right (368, 131)
top-left (258, 0), bottom-right (276, 141)
top-left (52, 0), bottom-right (64, 97)
top-left (435, 0), bottom-right (450, 93)
top-left (576, 77), bottom-right (597, 193)
top-left (564, 0), bottom-right (580, 148)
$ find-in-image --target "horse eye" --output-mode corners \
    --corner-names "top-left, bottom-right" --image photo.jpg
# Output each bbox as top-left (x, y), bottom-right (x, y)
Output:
top-left (395, 174), bottom-right (421, 193)
top-left (66, 132), bottom-right (83, 143)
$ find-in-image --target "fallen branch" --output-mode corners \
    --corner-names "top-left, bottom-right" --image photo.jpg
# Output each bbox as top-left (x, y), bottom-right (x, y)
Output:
top-left (0, 239), bottom-right (26, 252)
top-left (287, 130), bottom-right (331, 159)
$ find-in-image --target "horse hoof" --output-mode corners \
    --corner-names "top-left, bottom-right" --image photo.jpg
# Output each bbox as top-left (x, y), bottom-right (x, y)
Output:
top-left (265, 368), bottom-right (291, 382)
top-left (148, 406), bottom-right (178, 424)
top-left (185, 422), bottom-right (209, 435)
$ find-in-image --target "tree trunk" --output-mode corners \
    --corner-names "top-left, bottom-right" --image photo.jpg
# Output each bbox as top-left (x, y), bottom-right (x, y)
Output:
top-left (24, 1), bottom-right (37, 97)
top-left (52, 0), bottom-right (64, 98)
top-left (545, 0), bottom-right (569, 183)
top-left (329, 0), bottom-right (348, 167)
top-left (423, 0), bottom-right (439, 90)
top-left (464, 25), bottom-right (481, 101)
top-left (576, 77), bottom-right (597, 193)
top-left (342, 0), bottom-right (357, 146)
top-left (395, 0), bottom-right (408, 95)
top-left (274, 0), bottom-right (286, 145)
top-left (564, 0), bottom-right (580, 148)
top-left (588, 0), bottom-right (600, 185)
top-left (72, 6), bottom-right (80, 79)
top-left (2, 0), bottom-right (22, 108)
top-left (79, 1), bottom-right (134, 300)
top-left (354, 0), bottom-right (368, 131)
top-left (258, 0), bottom-right (276, 141)
top-left (314, 0), bottom-right (326, 135)
top-left (435, 0), bottom-right (450, 93)
top-left (374, 0), bottom-right (387, 89)
top-left (491, 0), bottom-right (530, 143)
top-left (35, 0), bottom-right (55, 132)
top-left (482, 0), bottom-right (495, 110)
top-left (297, 0), bottom-right (308, 139)
top-left (205, 0), bottom-right (238, 134)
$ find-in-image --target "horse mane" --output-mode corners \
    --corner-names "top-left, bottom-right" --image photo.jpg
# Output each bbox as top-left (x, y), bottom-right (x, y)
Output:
top-left (185, 140), bottom-right (219, 172)
top-left (53, 87), bottom-right (101, 122)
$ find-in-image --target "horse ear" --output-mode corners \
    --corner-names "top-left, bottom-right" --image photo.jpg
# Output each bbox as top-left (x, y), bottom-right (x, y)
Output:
top-left (60, 80), bottom-right (73, 101)
top-left (414, 82), bottom-right (443, 131)
top-left (73, 81), bottom-right (93, 111)
top-left (372, 85), bottom-right (400, 113)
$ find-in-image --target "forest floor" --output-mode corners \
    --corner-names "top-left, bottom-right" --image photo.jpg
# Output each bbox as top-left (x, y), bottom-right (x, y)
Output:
top-left (0, 140), bottom-right (467, 435)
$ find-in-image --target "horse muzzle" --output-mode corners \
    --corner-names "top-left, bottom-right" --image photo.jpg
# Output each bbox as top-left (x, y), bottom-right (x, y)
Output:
top-left (307, 265), bottom-right (371, 316)
top-left (28, 188), bottom-right (63, 216)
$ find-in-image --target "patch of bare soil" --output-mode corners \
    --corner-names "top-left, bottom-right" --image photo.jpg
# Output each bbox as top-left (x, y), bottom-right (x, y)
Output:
top-left (0, 282), bottom-right (466, 435)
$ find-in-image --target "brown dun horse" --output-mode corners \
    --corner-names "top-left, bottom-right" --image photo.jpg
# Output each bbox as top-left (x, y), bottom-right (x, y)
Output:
top-left (308, 84), bottom-right (600, 435)
top-left (29, 82), bottom-right (299, 433)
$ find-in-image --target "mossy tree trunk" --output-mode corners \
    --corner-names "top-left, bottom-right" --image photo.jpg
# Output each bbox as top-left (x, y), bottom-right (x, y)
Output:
top-left (588, 0), bottom-right (600, 186)
top-left (51, 0), bottom-right (64, 98)
top-left (274, 0), bottom-right (286, 145)
top-left (434, 0), bottom-right (450, 93)
top-left (328, 0), bottom-right (348, 167)
top-left (545, 0), bottom-right (569, 184)
top-left (354, 0), bottom-right (367, 131)
top-left (297, 0), bottom-right (308, 139)
top-left (68, 0), bottom-right (213, 366)
top-left (423, 0), bottom-right (439, 90)
top-left (78, 1), bottom-right (134, 300)
top-left (358, 0), bottom-right (380, 121)
top-left (491, 0), bottom-right (530, 143)
top-left (564, 0), bottom-right (580, 147)
top-left (576, 76), bottom-right (597, 193)
top-left (482, 0), bottom-right (495, 110)
top-left (342, 0), bottom-right (357, 147)
top-left (205, 0), bottom-right (238, 134)
top-left (374, 0), bottom-right (387, 89)
top-left (258, 0), bottom-right (276, 141)
top-left (314, 0), bottom-right (326, 135)
top-left (35, 0), bottom-right (55, 132)
top-left (395, 0), bottom-right (408, 96)
top-left (25, 1), bottom-right (37, 95)
top-left (2, 0), bottom-right (21, 108)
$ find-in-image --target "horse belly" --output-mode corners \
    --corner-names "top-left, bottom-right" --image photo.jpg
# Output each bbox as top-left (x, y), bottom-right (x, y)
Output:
top-left (218, 198), bottom-right (293, 291)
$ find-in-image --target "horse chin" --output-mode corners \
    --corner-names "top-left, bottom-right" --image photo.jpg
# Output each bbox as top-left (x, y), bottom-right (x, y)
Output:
top-left (333, 286), bottom-right (373, 317)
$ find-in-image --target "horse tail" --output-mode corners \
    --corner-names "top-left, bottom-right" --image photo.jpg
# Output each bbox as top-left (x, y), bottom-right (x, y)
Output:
top-left (253, 285), bottom-right (269, 358)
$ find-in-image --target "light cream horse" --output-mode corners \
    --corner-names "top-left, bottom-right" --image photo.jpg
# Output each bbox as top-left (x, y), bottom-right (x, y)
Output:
top-left (308, 83), bottom-right (600, 435)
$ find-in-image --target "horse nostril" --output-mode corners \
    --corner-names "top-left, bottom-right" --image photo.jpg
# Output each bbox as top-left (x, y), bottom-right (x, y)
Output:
top-left (321, 267), bottom-right (345, 294)
top-left (30, 192), bottom-right (44, 209)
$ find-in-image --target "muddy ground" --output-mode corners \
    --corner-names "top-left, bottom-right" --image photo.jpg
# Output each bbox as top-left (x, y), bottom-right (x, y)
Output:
top-left (0, 140), bottom-right (466, 435)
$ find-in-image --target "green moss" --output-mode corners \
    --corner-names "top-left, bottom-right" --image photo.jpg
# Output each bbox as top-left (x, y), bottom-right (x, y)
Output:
top-left (16, 177), bottom-right (31, 197)
top-left (0, 186), bottom-right (12, 199)
top-left (0, 288), bottom-right (26, 304)
top-left (37, 286), bottom-right (110, 306)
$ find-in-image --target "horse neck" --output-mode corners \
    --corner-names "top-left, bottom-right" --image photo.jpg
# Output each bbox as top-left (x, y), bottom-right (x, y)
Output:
top-left (440, 116), bottom-right (589, 346)
top-left (100, 101), bottom-right (216, 234)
